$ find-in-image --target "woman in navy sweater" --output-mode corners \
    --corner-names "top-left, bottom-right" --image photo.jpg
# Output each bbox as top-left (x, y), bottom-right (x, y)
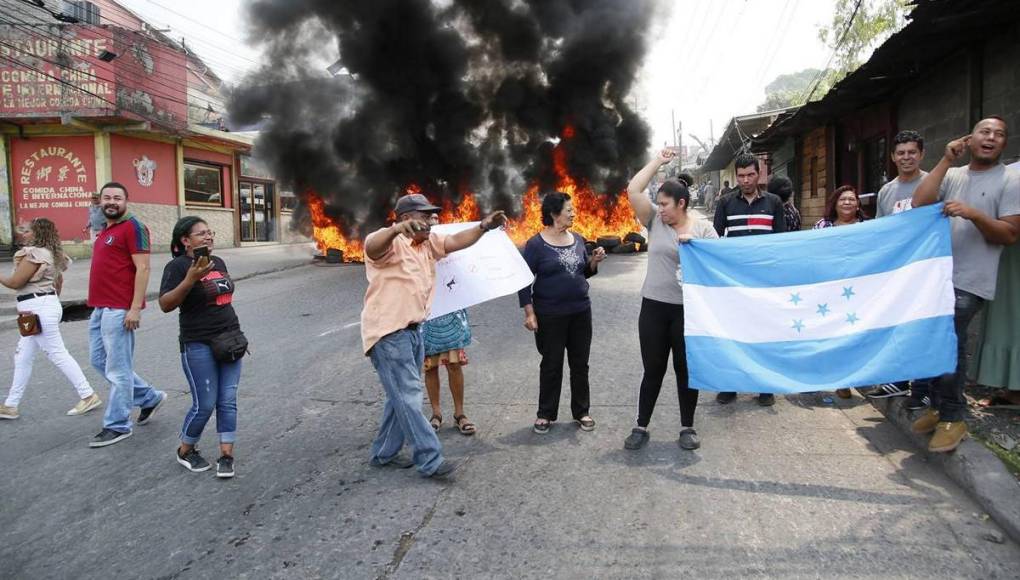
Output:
top-left (518, 192), bottom-right (606, 434)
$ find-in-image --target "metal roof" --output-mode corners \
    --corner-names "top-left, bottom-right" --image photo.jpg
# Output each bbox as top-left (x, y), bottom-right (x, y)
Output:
top-left (753, 0), bottom-right (1019, 147)
top-left (700, 106), bottom-right (800, 171)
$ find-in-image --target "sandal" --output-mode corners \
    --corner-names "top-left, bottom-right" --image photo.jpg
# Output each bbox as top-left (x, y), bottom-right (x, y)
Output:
top-left (533, 419), bottom-right (551, 434)
top-left (978, 395), bottom-right (1020, 410)
top-left (454, 414), bottom-right (476, 436)
top-left (429, 414), bottom-right (442, 432)
top-left (576, 415), bottom-right (595, 431)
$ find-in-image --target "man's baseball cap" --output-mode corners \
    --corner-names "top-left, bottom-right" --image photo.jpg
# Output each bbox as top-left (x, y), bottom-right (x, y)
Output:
top-left (394, 193), bottom-right (441, 216)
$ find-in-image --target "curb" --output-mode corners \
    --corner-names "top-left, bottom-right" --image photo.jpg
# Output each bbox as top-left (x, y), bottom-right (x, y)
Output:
top-left (0, 261), bottom-right (315, 332)
top-left (870, 396), bottom-right (1020, 543)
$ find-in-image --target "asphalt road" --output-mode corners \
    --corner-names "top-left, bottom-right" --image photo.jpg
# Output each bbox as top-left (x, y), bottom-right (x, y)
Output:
top-left (2, 256), bottom-right (1019, 579)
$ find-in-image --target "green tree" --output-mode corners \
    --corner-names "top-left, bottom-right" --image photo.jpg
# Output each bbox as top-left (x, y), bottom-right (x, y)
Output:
top-left (817, 0), bottom-right (910, 87)
top-left (758, 68), bottom-right (825, 112)
top-left (756, 0), bottom-right (909, 112)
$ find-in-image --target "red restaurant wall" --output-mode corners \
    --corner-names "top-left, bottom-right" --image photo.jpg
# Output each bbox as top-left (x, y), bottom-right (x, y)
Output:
top-left (110, 135), bottom-right (177, 205)
top-left (9, 135), bottom-right (96, 240)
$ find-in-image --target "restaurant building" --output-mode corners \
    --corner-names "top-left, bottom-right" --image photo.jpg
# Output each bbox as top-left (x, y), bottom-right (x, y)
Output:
top-left (0, 0), bottom-right (304, 257)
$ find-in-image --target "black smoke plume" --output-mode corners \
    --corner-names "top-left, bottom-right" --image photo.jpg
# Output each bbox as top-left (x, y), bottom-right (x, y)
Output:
top-left (229, 0), bottom-right (657, 236)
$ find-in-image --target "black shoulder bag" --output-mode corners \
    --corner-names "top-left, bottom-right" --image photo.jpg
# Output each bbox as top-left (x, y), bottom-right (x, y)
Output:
top-left (209, 328), bottom-right (249, 362)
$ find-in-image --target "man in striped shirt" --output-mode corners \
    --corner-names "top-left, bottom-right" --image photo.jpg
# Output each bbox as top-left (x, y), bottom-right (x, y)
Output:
top-left (712, 153), bottom-right (787, 406)
top-left (713, 153), bottom-right (788, 238)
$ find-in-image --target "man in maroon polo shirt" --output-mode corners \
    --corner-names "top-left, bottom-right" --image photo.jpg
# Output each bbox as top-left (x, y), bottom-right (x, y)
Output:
top-left (87, 182), bottom-right (166, 448)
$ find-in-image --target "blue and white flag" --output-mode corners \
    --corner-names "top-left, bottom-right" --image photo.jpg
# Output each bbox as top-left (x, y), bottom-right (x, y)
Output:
top-left (679, 203), bottom-right (957, 393)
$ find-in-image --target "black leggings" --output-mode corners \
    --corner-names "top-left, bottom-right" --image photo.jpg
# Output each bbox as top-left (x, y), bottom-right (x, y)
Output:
top-left (637, 298), bottom-right (698, 428)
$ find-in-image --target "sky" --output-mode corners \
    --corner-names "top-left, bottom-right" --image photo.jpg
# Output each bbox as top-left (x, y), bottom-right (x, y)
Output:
top-left (117, 0), bottom-right (837, 156)
top-left (639, 0), bottom-right (837, 154)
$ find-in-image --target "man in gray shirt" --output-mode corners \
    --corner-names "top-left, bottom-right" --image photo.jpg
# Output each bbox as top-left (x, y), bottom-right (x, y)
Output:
top-left (911, 116), bottom-right (1020, 453)
top-left (868, 131), bottom-right (930, 401)
top-left (876, 130), bottom-right (928, 217)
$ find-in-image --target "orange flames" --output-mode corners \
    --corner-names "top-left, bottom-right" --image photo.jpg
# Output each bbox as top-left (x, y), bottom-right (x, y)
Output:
top-left (307, 193), bottom-right (364, 262)
top-left (307, 126), bottom-right (639, 262)
top-left (505, 128), bottom-right (637, 245)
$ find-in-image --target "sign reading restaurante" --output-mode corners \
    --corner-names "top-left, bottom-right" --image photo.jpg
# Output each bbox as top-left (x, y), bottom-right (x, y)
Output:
top-left (10, 136), bottom-right (96, 239)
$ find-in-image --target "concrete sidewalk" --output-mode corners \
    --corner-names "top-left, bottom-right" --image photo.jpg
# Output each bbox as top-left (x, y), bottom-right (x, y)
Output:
top-left (0, 243), bottom-right (316, 328)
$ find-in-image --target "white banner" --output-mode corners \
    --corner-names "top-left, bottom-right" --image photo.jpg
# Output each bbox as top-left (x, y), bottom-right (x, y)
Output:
top-left (428, 222), bottom-right (535, 320)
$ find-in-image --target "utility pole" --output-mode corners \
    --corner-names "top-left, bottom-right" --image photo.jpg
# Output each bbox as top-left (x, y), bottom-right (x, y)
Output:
top-left (671, 109), bottom-right (677, 148)
top-left (709, 119), bottom-right (715, 149)
top-left (678, 120), bottom-right (683, 165)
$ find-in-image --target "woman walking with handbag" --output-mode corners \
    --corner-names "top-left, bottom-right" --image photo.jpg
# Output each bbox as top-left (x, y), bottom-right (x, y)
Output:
top-left (159, 217), bottom-right (246, 478)
top-left (0, 218), bottom-right (100, 419)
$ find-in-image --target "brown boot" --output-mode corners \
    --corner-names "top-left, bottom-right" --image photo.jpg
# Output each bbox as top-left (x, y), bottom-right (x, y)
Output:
top-left (911, 409), bottom-right (939, 434)
top-left (929, 421), bottom-right (968, 453)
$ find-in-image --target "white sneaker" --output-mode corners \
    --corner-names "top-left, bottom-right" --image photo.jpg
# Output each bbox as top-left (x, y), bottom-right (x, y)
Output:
top-left (67, 394), bottom-right (103, 416)
top-left (0, 404), bottom-right (19, 420)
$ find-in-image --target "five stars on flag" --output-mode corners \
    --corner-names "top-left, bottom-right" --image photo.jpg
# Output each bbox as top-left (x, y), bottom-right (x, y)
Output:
top-left (789, 286), bottom-right (861, 334)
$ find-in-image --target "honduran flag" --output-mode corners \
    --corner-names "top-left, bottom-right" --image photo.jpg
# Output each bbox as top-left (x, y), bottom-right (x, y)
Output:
top-left (679, 203), bottom-right (957, 393)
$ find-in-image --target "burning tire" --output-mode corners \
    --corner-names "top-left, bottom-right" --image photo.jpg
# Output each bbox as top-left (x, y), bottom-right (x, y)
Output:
top-left (597, 236), bottom-right (621, 250)
top-left (623, 232), bottom-right (646, 246)
top-left (611, 242), bottom-right (637, 254)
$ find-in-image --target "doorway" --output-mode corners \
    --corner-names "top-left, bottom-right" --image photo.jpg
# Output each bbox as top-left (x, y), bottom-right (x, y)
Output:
top-left (238, 180), bottom-right (275, 242)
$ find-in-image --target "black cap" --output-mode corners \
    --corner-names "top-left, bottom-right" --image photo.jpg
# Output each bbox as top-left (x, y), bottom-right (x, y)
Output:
top-left (394, 193), bottom-right (441, 216)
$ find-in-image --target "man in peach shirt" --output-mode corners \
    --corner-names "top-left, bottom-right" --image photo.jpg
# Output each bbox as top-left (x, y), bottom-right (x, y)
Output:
top-left (362, 193), bottom-right (506, 478)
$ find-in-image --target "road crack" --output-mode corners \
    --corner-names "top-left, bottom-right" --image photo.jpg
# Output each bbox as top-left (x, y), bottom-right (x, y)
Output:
top-left (375, 466), bottom-right (465, 579)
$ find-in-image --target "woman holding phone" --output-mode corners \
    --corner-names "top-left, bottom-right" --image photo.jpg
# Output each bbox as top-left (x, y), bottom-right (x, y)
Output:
top-left (159, 217), bottom-right (244, 478)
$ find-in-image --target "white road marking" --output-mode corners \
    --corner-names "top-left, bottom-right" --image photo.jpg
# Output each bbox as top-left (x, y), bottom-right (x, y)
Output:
top-left (318, 321), bottom-right (361, 337)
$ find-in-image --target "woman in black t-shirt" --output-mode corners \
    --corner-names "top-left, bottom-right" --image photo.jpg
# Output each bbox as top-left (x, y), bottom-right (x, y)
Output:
top-left (159, 217), bottom-right (242, 478)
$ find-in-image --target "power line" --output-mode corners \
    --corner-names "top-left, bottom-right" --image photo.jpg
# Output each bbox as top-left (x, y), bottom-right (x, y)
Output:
top-left (124, 0), bottom-right (259, 64)
top-left (0, 10), bottom-right (229, 126)
top-left (10, 0), bottom-right (255, 79)
top-left (0, 51), bottom-right (178, 130)
top-left (799, 0), bottom-right (864, 104)
top-left (92, 0), bottom-right (260, 74)
top-left (686, 0), bottom-right (729, 88)
top-left (0, 4), bottom-right (239, 109)
top-left (0, 35), bottom-right (221, 123)
top-left (672, 2), bottom-right (715, 77)
top-left (0, 13), bottom-right (226, 115)
top-left (752, 0), bottom-right (796, 89)
top-left (1, 3), bottom-right (192, 77)
top-left (693, 0), bottom-right (750, 99)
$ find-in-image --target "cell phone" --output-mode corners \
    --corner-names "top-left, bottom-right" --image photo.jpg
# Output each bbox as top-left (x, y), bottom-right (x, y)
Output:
top-left (193, 246), bottom-right (210, 259)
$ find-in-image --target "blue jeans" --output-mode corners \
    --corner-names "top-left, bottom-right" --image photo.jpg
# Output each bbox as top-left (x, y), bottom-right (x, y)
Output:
top-left (928, 289), bottom-right (985, 422)
top-left (89, 307), bottom-right (163, 433)
top-left (180, 342), bottom-right (241, 445)
top-left (369, 328), bottom-right (444, 476)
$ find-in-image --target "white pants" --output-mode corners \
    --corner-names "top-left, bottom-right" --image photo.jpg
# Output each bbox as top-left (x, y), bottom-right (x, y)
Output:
top-left (6, 294), bottom-right (94, 407)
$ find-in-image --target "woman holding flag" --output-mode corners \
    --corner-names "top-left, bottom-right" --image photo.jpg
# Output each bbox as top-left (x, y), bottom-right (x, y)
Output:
top-left (813, 184), bottom-right (868, 400)
top-left (623, 149), bottom-right (718, 451)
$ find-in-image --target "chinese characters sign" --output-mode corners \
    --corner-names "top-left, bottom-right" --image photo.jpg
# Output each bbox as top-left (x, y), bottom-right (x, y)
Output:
top-left (10, 136), bottom-right (96, 240)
